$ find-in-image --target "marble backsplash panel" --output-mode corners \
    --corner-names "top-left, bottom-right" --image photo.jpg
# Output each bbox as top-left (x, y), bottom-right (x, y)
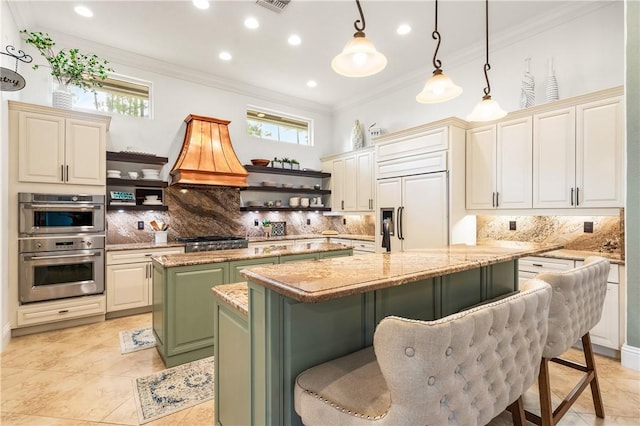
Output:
top-left (476, 211), bottom-right (624, 256)
top-left (107, 186), bottom-right (374, 244)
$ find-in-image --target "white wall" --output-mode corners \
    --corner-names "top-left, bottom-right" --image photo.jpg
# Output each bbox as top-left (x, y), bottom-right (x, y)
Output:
top-left (332, 1), bottom-right (624, 151)
top-left (18, 60), bottom-right (336, 178)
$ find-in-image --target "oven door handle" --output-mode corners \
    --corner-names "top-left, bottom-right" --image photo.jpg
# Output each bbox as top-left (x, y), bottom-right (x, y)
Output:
top-left (23, 204), bottom-right (100, 210)
top-left (25, 252), bottom-right (101, 261)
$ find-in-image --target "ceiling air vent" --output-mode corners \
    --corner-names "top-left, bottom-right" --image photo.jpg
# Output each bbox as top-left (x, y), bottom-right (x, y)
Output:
top-left (256, 0), bottom-right (290, 13)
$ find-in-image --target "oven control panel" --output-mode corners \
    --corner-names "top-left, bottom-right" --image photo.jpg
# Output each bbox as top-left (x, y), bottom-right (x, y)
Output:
top-left (19, 235), bottom-right (105, 253)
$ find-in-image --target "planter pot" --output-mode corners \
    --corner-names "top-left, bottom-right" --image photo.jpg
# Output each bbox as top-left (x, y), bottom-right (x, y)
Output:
top-left (52, 85), bottom-right (72, 109)
top-left (291, 163), bottom-right (300, 170)
top-left (272, 161), bottom-right (283, 168)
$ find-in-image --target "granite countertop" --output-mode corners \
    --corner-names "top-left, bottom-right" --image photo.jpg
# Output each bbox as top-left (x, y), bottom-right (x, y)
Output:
top-left (212, 282), bottom-right (249, 317)
top-left (106, 241), bottom-right (185, 251)
top-left (536, 249), bottom-right (624, 265)
top-left (248, 234), bottom-right (374, 243)
top-left (152, 242), bottom-right (352, 268)
top-left (240, 242), bottom-right (563, 303)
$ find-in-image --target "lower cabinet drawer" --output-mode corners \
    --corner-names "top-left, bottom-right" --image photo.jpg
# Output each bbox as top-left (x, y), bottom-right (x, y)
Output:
top-left (519, 256), bottom-right (575, 273)
top-left (17, 295), bottom-right (106, 326)
top-left (352, 240), bottom-right (375, 253)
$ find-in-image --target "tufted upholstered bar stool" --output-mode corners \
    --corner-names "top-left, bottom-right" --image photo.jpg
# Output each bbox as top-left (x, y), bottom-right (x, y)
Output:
top-left (294, 279), bottom-right (553, 426)
top-left (525, 256), bottom-right (610, 426)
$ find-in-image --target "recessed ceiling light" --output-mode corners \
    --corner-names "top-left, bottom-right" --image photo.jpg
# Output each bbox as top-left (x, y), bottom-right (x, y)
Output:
top-left (74, 5), bottom-right (93, 18)
top-left (219, 51), bottom-right (232, 61)
top-left (244, 17), bottom-right (259, 29)
top-left (192, 0), bottom-right (210, 10)
top-left (306, 80), bottom-right (317, 88)
top-left (288, 35), bottom-right (302, 46)
top-left (397, 24), bottom-right (411, 35)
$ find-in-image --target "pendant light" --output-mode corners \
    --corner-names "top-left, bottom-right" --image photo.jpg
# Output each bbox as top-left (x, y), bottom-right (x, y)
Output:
top-left (416, 0), bottom-right (462, 103)
top-left (331, 0), bottom-right (387, 78)
top-left (467, 0), bottom-right (507, 122)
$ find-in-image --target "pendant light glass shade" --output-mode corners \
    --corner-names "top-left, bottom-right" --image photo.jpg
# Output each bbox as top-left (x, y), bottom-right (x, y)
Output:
top-left (416, 0), bottom-right (461, 104)
top-left (468, 0), bottom-right (507, 122)
top-left (332, 0), bottom-right (386, 78)
top-left (416, 69), bottom-right (463, 103)
top-left (467, 94), bottom-right (507, 122)
top-left (331, 33), bottom-right (387, 77)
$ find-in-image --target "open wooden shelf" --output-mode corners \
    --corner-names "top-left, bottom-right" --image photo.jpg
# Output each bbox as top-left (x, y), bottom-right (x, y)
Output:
top-left (240, 206), bottom-right (331, 212)
top-left (244, 165), bottom-right (330, 178)
top-left (107, 205), bottom-right (169, 211)
top-left (107, 151), bottom-right (168, 164)
top-left (106, 178), bottom-right (168, 187)
top-left (240, 186), bottom-right (330, 195)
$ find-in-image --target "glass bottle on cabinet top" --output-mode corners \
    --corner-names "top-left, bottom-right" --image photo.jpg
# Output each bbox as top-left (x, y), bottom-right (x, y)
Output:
top-left (106, 151), bottom-right (169, 211)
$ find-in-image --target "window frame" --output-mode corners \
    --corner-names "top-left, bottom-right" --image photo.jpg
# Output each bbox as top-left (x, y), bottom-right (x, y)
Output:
top-left (67, 72), bottom-right (154, 119)
top-left (246, 106), bottom-right (314, 146)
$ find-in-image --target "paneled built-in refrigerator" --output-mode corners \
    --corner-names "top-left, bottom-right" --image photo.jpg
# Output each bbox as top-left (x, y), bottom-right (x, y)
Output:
top-left (377, 171), bottom-right (449, 252)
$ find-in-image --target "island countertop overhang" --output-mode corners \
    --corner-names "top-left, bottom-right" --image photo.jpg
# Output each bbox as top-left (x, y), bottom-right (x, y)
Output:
top-left (240, 242), bottom-right (563, 303)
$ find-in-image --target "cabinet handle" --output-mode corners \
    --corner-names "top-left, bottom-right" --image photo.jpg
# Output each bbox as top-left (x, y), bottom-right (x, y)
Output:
top-left (492, 192), bottom-right (496, 208)
top-left (532, 263), bottom-right (543, 267)
top-left (576, 187), bottom-right (580, 206)
top-left (341, 200), bottom-right (344, 210)
top-left (496, 192), bottom-right (499, 208)
top-left (58, 309), bottom-right (69, 314)
top-left (61, 165), bottom-right (64, 182)
top-left (570, 188), bottom-right (574, 206)
top-left (65, 165), bottom-right (69, 182)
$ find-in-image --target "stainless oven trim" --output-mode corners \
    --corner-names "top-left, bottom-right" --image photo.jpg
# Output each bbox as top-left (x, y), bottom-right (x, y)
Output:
top-left (19, 203), bottom-right (105, 236)
top-left (19, 248), bottom-right (105, 303)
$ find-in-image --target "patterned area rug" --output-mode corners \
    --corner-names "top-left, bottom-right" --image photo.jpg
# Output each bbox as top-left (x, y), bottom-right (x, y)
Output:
top-left (119, 327), bottom-right (156, 354)
top-left (133, 357), bottom-right (215, 424)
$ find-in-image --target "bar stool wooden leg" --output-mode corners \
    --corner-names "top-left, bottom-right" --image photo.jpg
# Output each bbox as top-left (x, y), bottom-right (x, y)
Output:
top-left (583, 333), bottom-right (605, 418)
top-left (509, 396), bottom-right (526, 426)
top-left (538, 358), bottom-right (554, 426)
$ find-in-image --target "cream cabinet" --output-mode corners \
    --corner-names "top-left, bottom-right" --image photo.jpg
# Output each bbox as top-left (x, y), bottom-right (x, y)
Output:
top-left (466, 117), bottom-right (532, 210)
top-left (16, 108), bottom-right (109, 186)
top-left (323, 147), bottom-right (374, 212)
top-left (519, 256), bottom-right (622, 351)
top-left (106, 246), bottom-right (184, 313)
top-left (533, 96), bottom-right (624, 208)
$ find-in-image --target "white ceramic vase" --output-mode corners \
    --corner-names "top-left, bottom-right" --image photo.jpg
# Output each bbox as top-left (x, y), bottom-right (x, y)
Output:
top-left (519, 58), bottom-right (535, 108)
top-left (351, 120), bottom-right (364, 150)
top-left (545, 57), bottom-right (559, 102)
top-left (52, 84), bottom-right (72, 109)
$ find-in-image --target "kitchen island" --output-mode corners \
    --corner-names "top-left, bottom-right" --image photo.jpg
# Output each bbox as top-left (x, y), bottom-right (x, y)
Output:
top-left (213, 241), bottom-right (562, 426)
top-left (151, 242), bottom-right (352, 367)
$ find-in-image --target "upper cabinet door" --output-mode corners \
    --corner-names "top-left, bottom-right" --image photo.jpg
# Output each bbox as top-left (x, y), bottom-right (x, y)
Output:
top-left (533, 107), bottom-right (576, 208)
top-left (465, 125), bottom-right (496, 209)
top-left (355, 150), bottom-right (374, 211)
top-left (496, 117), bottom-right (533, 209)
top-left (65, 118), bottom-right (107, 185)
top-left (576, 97), bottom-right (624, 208)
top-left (342, 155), bottom-right (357, 211)
top-left (18, 112), bottom-right (66, 183)
top-left (331, 158), bottom-right (346, 211)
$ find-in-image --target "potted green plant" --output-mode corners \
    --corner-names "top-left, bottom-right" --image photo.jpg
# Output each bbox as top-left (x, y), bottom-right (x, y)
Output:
top-left (272, 157), bottom-right (283, 168)
top-left (20, 30), bottom-right (113, 108)
top-left (281, 157), bottom-right (291, 169)
top-left (261, 219), bottom-right (271, 238)
top-left (290, 159), bottom-right (300, 170)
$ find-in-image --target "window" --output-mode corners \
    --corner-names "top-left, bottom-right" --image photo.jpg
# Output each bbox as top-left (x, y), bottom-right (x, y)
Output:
top-left (247, 108), bottom-right (312, 146)
top-left (69, 74), bottom-right (152, 118)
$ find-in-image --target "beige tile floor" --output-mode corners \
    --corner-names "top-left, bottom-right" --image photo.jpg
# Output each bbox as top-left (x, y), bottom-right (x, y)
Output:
top-left (1, 313), bottom-right (639, 425)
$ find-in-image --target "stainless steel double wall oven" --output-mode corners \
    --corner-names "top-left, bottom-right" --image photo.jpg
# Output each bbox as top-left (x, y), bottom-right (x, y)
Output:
top-left (18, 193), bottom-right (106, 303)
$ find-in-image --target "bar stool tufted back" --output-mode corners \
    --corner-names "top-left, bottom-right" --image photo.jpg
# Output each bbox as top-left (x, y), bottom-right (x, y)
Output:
top-left (294, 279), bottom-right (552, 426)
top-left (526, 256), bottom-right (610, 426)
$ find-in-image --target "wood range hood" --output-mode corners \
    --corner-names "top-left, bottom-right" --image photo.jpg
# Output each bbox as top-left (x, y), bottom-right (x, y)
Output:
top-left (170, 114), bottom-right (248, 187)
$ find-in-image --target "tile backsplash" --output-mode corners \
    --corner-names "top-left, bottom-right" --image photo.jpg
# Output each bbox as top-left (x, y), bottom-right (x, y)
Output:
top-left (476, 210), bottom-right (624, 257)
top-left (106, 186), bottom-right (374, 244)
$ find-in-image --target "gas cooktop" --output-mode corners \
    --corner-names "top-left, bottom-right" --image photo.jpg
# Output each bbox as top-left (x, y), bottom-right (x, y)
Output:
top-left (176, 236), bottom-right (248, 252)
